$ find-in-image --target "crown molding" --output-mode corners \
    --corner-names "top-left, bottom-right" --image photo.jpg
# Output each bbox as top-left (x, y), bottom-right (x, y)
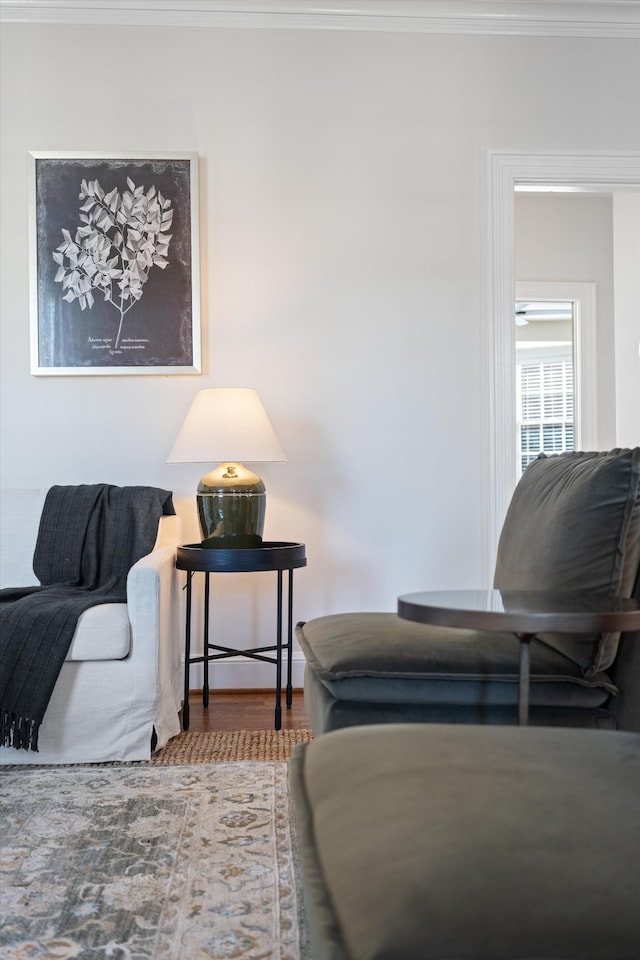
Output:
top-left (1, 1), bottom-right (640, 37)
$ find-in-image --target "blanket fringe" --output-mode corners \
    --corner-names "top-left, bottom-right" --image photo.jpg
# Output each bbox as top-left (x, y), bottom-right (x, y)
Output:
top-left (1, 708), bottom-right (40, 752)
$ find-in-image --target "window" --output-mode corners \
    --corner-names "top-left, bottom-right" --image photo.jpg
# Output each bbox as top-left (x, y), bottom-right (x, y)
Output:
top-left (516, 301), bottom-right (575, 475)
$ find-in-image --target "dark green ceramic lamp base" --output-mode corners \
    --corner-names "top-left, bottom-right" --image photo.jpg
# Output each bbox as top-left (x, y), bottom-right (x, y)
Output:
top-left (197, 462), bottom-right (266, 548)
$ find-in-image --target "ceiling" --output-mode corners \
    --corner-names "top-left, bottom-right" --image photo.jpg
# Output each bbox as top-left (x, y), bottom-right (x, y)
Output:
top-left (1, 0), bottom-right (639, 37)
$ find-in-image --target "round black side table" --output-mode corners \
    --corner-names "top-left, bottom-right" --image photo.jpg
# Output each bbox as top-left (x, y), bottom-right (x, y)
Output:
top-left (176, 541), bottom-right (307, 731)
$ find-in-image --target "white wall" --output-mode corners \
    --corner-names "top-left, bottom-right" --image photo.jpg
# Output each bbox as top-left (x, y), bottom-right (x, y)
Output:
top-left (2, 23), bottom-right (640, 685)
top-left (514, 192), bottom-right (615, 445)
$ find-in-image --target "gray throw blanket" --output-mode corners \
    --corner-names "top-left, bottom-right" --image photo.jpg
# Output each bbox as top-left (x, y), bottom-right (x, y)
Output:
top-left (0, 484), bottom-right (175, 752)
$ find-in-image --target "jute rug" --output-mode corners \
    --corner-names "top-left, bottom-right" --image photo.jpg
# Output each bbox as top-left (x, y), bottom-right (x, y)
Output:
top-left (0, 761), bottom-right (310, 959)
top-left (151, 729), bottom-right (314, 764)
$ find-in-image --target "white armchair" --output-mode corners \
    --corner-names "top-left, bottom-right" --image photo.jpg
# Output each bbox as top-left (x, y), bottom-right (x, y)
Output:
top-left (0, 489), bottom-right (183, 765)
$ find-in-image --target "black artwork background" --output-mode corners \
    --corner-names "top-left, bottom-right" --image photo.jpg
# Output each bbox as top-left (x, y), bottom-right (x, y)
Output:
top-left (35, 157), bottom-right (194, 368)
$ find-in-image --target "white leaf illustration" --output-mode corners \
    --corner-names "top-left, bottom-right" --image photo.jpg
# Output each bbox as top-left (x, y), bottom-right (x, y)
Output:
top-left (53, 173), bottom-right (175, 348)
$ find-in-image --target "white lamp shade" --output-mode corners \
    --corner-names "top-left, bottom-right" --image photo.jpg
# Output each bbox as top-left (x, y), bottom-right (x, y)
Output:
top-left (167, 388), bottom-right (287, 464)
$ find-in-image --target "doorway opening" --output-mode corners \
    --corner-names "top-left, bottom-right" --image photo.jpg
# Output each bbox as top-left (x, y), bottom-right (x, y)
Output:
top-left (484, 151), bottom-right (640, 578)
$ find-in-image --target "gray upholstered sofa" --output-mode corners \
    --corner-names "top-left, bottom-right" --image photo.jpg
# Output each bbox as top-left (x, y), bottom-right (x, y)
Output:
top-left (292, 449), bottom-right (640, 960)
top-left (290, 722), bottom-right (640, 960)
top-left (297, 449), bottom-right (640, 734)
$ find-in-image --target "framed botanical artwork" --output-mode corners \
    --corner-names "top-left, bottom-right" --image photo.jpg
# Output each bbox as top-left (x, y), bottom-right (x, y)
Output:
top-left (28, 151), bottom-right (201, 375)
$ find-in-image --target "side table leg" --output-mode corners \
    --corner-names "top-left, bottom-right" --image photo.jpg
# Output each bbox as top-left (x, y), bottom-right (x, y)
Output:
top-left (275, 570), bottom-right (283, 730)
top-left (516, 633), bottom-right (534, 726)
top-left (183, 571), bottom-right (193, 730)
top-left (286, 569), bottom-right (294, 709)
top-left (203, 572), bottom-right (210, 709)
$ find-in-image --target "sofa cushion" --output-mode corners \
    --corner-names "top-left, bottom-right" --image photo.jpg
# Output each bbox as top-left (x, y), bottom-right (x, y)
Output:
top-left (298, 613), bottom-right (615, 733)
top-left (296, 613), bottom-right (616, 700)
top-left (65, 603), bottom-right (131, 661)
top-left (493, 448), bottom-right (640, 675)
top-left (303, 664), bottom-right (616, 735)
top-left (290, 724), bottom-right (640, 960)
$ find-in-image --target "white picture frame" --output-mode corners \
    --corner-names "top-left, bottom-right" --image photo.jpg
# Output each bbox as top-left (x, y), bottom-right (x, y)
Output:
top-left (28, 151), bottom-right (201, 375)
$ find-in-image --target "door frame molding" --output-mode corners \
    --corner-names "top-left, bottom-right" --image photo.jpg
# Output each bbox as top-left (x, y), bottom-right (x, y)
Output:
top-left (483, 152), bottom-right (640, 573)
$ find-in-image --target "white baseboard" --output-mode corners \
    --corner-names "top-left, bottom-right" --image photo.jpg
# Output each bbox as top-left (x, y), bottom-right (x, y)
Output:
top-left (185, 652), bottom-right (306, 691)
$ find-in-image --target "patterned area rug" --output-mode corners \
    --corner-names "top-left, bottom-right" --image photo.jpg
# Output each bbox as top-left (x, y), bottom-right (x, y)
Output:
top-left (0, 762), bottom-right (309, 959)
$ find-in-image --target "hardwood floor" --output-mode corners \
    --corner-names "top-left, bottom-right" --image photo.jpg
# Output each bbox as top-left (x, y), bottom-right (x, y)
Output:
top-left (183, 689), bottom-right (310, 732)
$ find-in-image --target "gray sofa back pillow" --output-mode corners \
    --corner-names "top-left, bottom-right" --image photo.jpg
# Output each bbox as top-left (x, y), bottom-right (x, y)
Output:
top-left (493, 448), bottom-right (640, 676)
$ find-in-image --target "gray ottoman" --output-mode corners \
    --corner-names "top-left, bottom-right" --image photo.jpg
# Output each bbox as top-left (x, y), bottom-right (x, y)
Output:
top-left (290, 724), bottom-right (640, 960)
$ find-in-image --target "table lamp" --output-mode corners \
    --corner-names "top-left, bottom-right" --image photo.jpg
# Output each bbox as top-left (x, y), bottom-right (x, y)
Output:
top-left (167, 388), bottom-right (286, 546)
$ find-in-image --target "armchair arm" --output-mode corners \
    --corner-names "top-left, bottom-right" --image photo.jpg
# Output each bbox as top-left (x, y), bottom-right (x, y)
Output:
top-left (126, 544), bottom-right (181, 665)
top-left (126, 512), bottom-right (182, 669)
